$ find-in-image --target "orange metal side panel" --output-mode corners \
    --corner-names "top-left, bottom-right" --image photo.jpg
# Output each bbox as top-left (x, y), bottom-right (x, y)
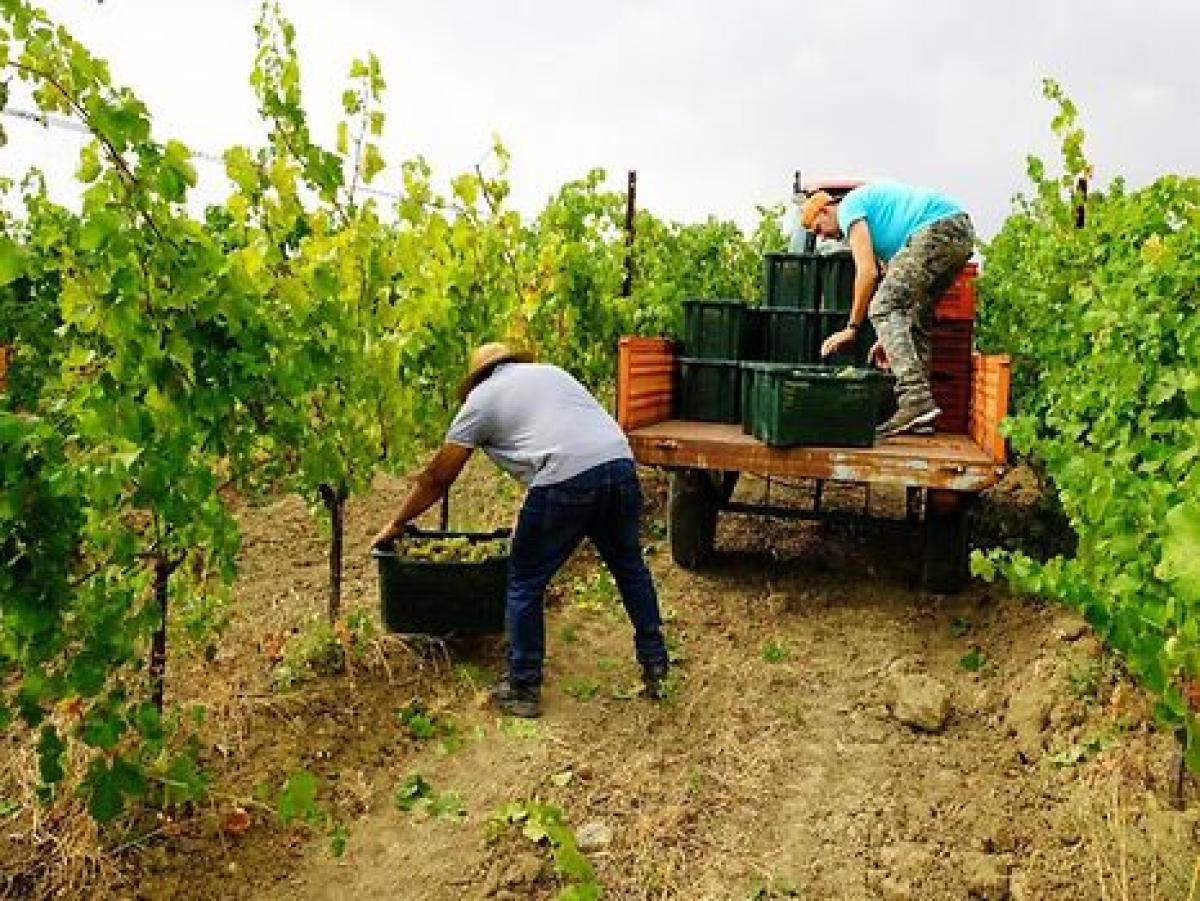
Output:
top-left (970, 352), bottom-right (1011, 465)
top-left (934, 262), bottom-right (979, 322)
top-left (617, 336), bottom-right (676, 431)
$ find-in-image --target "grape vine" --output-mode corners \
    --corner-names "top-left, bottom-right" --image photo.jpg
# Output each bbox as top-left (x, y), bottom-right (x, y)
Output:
top-left (0, 0), bottom-right (783, 828)
top-left (975, 80), bottom-right (1200, 766)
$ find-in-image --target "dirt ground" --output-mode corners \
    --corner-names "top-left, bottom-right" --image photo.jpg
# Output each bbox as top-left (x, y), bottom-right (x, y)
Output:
top-left (6, 461), bottom-right (1200, 900)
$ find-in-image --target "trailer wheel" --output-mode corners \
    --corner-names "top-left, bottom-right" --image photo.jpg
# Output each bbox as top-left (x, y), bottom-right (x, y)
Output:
top-left (669, 469), bottom-right (720, 568)
top-left (922, 490), bottom-right (972, 593)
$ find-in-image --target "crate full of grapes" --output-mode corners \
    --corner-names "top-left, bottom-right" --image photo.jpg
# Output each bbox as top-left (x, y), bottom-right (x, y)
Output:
top-left (371, 527), bottom-right (510, 635)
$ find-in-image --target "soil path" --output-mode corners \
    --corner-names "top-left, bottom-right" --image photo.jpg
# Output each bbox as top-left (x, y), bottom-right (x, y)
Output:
top-left (130, 465), bottom-right (1197, 901)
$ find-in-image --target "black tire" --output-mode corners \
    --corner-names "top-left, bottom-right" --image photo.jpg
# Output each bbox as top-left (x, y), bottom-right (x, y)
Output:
top-left (922, 490), bottom-right (973, 593)
top-left (669, 469), bottom-right (720, 569)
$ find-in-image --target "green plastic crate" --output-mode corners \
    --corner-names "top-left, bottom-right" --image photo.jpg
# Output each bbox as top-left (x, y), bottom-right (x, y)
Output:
top-left (682, 299), bottom-right (747, 360)
top-left (758, 309), bottom-right (818, 365)
top-left (750, 365), bottom-right (894, 448)
top-left (740, 363), bottom-right (756, 433)
top-left (678, 357), bottom-right (740, 423)
top-left (741, 362), bottom-right (800, 434)
top-left (741, 307), bottom-right (764, 361)
top-left (818, 251), bottom-right (856, 312)
top-left (371, 527), bottom-right (510, 635)
top-left (763, 253), bottom-right (820, 310)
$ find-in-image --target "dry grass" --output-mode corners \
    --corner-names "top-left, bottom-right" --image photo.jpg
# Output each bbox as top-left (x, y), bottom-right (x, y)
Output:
top-left (1079, 774), bottom-right (1200, 901)
top-left (0, 622), bottom-right (445, 900)
top-left (0, 734), bottom-right (120, 900)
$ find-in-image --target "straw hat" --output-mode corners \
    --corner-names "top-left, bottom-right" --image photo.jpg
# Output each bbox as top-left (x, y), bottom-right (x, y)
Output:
top-left (457, 342), bottom-right (535, 399)
top-left (800, 190), bottom-right (835, 229)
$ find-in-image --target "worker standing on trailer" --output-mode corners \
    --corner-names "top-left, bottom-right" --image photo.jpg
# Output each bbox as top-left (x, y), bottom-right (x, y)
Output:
top-left (371, 343), bottom-right (671, 718)
top-left (803, 182), bottom-right (974, 437)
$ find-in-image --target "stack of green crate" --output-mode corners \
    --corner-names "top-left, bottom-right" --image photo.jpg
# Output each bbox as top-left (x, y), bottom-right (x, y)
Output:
top-left (757, 251), bottom-right (874, 366)
top-left (812, 250), bottom-right (874, 366)
top-left (675, 249), bottom-right (884, 432)
top-left (678, 299), bottom-right (746, 423)
top-left (758, 253), bottom-right (819, 366)
top-left (734, 250), bottom-right (897, 448)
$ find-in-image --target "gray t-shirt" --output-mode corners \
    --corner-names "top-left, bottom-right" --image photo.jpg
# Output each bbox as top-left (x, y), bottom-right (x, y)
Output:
top-left (446, 363), bottom-right (633, 488)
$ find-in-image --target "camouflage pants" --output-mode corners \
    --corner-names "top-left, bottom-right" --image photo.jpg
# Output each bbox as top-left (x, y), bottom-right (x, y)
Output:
top-left (868, 213), bottom-right (974, 406)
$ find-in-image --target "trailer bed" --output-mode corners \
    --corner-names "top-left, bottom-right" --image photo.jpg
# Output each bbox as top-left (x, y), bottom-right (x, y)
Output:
top-left (627, 419), bottom-right (1004, 492)
top-left (616, 336), bottom-right (1013, 590)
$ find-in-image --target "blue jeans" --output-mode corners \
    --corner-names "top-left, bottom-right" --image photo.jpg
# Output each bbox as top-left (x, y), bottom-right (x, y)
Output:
top-left (506, 458), bottom-right (668, 686)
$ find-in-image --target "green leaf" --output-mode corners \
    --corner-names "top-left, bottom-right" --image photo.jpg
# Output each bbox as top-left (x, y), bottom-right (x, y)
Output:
top-left (329, 821), bottom-right (349, 858)
top-left (81, 707), bottom-right (125, 750)
top-left (1186, 719), bottom-right (1200, 774)
top-left (86, 766), bottom-right (124, 822)
top-left (111, 756), bottom-right (147, 798)
top-left (79, 756), bottom-right (144, 824)
top-left (556, 885), bottom-right (601, 901)
top-left (163, 748), bottom-right (209, 806)
top-left (0, 236), bottom-right (25, 286)
top-left (522, 819), bottom-right (550, 843)
top-left (37, 725), bottom-right (65, 786)
top-left (131, 702), bottom-right (163, 740)
top-left (77, 141), bottom-right (102, 182)
top-left (958, 648), bottom-right (988, 672)
top-left (969, 551), bottom-right (997, 582)
top-left (1157, 503), bottom-right (1200, 602)
top-left (278, 770), bottom-right (319, 825)
top-left (393, 773), bottom-right (432, 812)
top-left (79, 210), bottom-right (120, 252)
top-left (65, 653), bottom-right (108, 697)
top-left (361, 144), bottom-right (385, 184)
top-left (552, 844), bottom-right (595, 882)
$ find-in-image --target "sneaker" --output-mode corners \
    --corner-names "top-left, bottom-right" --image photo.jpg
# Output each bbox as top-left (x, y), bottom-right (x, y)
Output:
top-left (642, 663), bottom-right (670, 700)
top-left (876, 398), bottom-right (941, 438)
top-left (491, 677), bottom-right (541, 718)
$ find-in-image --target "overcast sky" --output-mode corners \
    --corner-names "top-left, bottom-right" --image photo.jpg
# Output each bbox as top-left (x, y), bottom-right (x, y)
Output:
top-left (2, 1), bottom-right (1197, 240)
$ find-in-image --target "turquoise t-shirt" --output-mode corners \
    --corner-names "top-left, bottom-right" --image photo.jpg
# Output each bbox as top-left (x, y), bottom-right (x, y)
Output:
top-left (837, 181), bottom-right (964, 262)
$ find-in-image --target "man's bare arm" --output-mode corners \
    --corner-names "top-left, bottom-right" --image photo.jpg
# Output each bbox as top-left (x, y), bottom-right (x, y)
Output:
top-left (846, 219), bottom-right (878, 327)
top-left (371, 443), bottom-right (474, 548)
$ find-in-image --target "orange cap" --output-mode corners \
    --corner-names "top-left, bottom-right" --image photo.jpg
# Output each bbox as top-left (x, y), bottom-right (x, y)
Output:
top-left (800, 190), bottom-right (834, 230)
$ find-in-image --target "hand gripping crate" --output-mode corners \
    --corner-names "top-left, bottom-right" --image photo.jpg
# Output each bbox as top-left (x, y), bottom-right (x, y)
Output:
top-left (813, 312), bottom-right (875, 367)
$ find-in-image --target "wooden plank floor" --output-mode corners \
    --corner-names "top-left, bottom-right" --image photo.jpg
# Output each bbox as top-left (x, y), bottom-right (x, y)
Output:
top-left (628, 420), bottom-right (1004, 492)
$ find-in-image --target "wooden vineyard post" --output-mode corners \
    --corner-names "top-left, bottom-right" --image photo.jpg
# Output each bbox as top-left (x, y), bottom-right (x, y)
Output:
top-left (622, 170), bottom-right (637, 299)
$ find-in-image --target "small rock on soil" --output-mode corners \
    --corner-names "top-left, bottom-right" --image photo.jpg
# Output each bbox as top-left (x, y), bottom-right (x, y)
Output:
top-left (891, 674), bottom-right (951, 733)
